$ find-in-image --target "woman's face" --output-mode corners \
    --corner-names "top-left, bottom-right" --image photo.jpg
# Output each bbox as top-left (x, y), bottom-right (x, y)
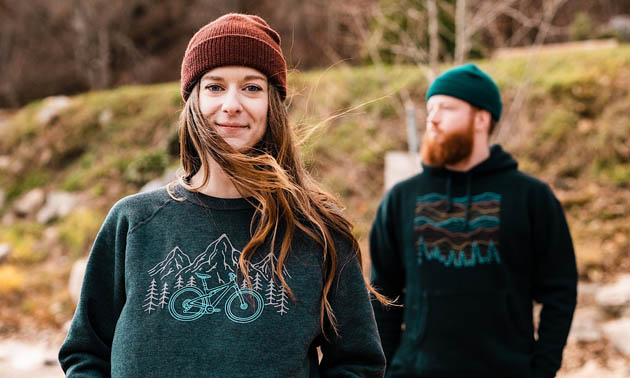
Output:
top-left (198, 66), bottom-right (268, 151)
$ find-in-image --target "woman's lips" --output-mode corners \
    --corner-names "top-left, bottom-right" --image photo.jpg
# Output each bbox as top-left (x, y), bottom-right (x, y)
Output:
top-left (216, 122), bottom-right (248, 128)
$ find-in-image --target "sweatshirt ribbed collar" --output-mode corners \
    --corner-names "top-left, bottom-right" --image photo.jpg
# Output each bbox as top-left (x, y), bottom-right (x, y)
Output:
top-left (171, 182), bottom-right (256, 210)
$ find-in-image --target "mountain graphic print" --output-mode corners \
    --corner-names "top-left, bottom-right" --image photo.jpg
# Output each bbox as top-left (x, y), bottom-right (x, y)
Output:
top-left (414, 192), bottom-right (501, 268)
top-left (142, 234), bottom-right (292, 321)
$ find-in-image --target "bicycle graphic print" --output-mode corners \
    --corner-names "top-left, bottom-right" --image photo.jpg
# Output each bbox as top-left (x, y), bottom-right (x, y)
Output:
top-left (168, 272), bottom-right (264, 323)
top-left (144, 234), bottom-right (291, 318)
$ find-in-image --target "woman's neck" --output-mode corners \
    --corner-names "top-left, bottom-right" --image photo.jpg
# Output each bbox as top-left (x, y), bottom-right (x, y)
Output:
top-left (190, 158), bottom-right (243, 198)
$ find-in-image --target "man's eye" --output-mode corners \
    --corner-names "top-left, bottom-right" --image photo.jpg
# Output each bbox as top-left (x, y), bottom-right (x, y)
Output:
top-left (205, 84), bottom-right (222, 91)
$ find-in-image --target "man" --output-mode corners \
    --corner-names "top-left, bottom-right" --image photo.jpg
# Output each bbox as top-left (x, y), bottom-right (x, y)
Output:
top-left (370, 64), bottom-right (577, 378)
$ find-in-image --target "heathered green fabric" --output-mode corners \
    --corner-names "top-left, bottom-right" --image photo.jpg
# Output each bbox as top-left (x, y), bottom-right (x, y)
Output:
top-left (426, 64), bottom-right (503, 121)
top-left (370, 145), bottom-right (577, 378)
top-left (59, 183), bottom-right (385, 378)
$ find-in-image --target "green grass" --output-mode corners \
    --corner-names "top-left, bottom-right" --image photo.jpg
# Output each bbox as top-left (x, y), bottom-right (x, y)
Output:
top-left (5, 170), bottom-right (50, 201)
top-left (0, 222), bottom-right (46, 264)
top-left (58, 209), bottom-right (105, 260)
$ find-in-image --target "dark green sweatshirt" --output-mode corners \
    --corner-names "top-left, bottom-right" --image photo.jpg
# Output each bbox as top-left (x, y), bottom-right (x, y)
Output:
top-left (59, 183), bottom-right (385, 378)
top-left (370, 145), bottom-right (577, 378)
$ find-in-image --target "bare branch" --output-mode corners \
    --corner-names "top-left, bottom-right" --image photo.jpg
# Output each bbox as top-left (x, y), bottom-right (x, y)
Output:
top-left (427, 0), bottom-right (440, 79)
top-left (454, 0), bottom-right (467, 64)
top-left (494, 0), bottom-right (570, 144)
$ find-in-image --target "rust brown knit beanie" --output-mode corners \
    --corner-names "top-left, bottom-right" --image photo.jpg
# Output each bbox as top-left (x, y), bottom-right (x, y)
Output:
top-left (180, 13), bottom-right (287, 101)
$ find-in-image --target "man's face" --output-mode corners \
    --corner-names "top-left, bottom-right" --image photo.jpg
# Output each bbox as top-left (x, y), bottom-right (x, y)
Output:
top-left (421, 95), bottom-right (475, 167)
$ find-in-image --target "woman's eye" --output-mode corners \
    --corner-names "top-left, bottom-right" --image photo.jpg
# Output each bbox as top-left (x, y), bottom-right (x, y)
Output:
top-left (244, 85), bottom-right (262, 92)
top-left (205, 84), bottom-right (223, 91)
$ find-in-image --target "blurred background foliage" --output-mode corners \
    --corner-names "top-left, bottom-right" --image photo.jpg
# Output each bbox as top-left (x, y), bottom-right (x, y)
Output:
top-left (0, 0), bottom-right (629, 374)
top-left (1, 0), bottom-right (629, 107)
top-left (1, 45), bottom-right (628, 331)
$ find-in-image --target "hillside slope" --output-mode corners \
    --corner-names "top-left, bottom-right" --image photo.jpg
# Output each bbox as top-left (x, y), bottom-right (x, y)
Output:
top-left (0, 46), bottom-right (628, 338)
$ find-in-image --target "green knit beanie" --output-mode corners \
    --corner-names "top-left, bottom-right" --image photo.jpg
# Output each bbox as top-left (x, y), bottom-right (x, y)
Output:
top-left (426, 64), bottom-right (502, 121)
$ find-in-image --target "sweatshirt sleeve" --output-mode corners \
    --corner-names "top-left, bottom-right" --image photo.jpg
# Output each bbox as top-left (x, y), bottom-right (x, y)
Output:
top-left (369, 189), bottom-right (405, 363)
top-left (58, 202), bottom-right (129, 377)
top-left (530, 185), bottom-right (578, 378)
top-left (319, 244), bottom-right (386, 378)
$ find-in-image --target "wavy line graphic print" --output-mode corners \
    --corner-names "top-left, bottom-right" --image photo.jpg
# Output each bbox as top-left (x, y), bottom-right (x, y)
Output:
top-left (414, 192), bottom-right (502, 268)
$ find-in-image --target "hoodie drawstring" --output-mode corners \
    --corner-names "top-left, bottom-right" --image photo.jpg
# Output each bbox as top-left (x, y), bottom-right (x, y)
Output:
top-left (464, 172), bottom-right (473, 232)
top-left (445, 173), bottom-right (472, 231)
top-left (446, 175), bottom-right (453, 212)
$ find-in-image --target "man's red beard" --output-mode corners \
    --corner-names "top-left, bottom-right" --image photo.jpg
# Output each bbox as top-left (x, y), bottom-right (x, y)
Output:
top-left (420, 117), bottom-right (474, 167)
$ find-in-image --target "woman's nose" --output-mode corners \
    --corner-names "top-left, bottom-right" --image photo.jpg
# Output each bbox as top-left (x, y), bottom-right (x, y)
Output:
top-left (221, 88), bottom-right (243, 114)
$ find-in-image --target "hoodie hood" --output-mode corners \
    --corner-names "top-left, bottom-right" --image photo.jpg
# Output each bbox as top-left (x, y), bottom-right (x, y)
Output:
top-left (420, 145), bottom-right (518, 231)
top-left (421, 144), bottom-right (518, 177)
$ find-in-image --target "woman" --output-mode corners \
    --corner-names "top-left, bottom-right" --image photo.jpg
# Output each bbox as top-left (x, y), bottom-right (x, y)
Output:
top-left (59, 13), bottom-right (387, 377)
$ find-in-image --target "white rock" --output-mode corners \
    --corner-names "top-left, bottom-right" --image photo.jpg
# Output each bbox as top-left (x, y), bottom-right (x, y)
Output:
top-left (69, 258), bottom-right (88, 303)
top-left (384, 152), bottom-right (422, 191)
top-left (140, 168), bottom-right (178, 193)
top-left (0, 155), bottom-right (10, 170)
top-left (0, 243), bottom-right (12, 263)
top-left (36, 191), bottom-right (79, 224)
top-left (602, 318), bottom-right (630, 356)
top-left (98, 109), bottom-right (113, 125)
top-left (577, 281), bottom-right (600, 302)
top-left (568, 307), bottom-right (603, 343)
top-left (38, 149), bottom-right (53, 165)
top-left (7, 158), bottom-right (24, 175)
top-left (2, 211), bottom-right (16, 226)
top-left (42, 227), bottom-right (59, 243)
top-left (14, 188), bottom-right (46, 216)
top-left (595, 274), bottom-right (630, 316)
top-left (37, 96), bottom-right (71, 125)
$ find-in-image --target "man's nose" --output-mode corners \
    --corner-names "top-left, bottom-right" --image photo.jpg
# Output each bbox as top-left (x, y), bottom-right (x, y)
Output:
top-left (427, 109), bottom-right (440, 125)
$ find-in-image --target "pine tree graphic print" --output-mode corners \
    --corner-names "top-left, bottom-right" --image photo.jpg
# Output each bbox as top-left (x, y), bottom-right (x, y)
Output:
top-left (143, 234), bottom-right (292, 322)
top-left (414, 192), bottom-right (502, 268)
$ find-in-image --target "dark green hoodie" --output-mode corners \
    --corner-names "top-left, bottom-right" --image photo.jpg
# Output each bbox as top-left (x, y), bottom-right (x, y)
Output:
top-left (59, 183), bottom-right (385, 378)
top-left (370, 145), bottom-right (577, 378)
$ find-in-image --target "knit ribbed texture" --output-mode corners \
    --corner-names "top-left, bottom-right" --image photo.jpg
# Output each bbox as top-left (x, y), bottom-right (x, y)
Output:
top-left (426, 63), bottom-right (503, 121)
top-left (181, 13), bottom-right (287, 101)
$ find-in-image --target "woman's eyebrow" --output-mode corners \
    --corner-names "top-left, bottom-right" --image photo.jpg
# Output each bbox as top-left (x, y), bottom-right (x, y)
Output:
top-left (201, 75), bottom-right (265, 82)
top-left (243, 75), bottom-right (266, 82)
top-left (202, 76), bottom-right (224, 81)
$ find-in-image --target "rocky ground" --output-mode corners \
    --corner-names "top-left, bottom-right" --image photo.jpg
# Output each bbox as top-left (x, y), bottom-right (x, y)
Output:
top-left (557, 275), bottom-right (630, 377)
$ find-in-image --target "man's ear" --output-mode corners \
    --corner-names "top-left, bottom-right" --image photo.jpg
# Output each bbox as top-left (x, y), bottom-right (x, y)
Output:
top-left (474, 109), bottom-right (491, 133)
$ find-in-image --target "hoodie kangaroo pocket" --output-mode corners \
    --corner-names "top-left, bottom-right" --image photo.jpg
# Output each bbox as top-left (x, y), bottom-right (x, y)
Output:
top-left (411, 288), bottom-right (528, 372)
top-left (405, 291), bottom-right (429, 345)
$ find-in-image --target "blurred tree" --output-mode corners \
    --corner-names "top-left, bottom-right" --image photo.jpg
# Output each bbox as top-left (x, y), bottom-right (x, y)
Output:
top-left (366, 0), bottom-right (457, 66)
top-left (454, 0), bottom-right (521, 63)
top-left (363, 0), bottom-right (586, 74)
top-left (570, 11), bottom-right (594, 41)
top-left (0, 0), bottom-right (629, 108)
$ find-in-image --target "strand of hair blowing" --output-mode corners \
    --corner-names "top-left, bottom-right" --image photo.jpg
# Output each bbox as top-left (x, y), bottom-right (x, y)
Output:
top-left (175, 83), bottom-right (391, 337)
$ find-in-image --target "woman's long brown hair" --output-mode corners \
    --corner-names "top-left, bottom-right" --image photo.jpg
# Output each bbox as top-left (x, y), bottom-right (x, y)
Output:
top-left (169, 82), bottom-right (391, 337)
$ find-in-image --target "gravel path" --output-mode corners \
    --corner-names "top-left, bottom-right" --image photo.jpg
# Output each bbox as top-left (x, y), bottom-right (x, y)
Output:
top-left (0, 339), bottom-right (64, 378)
